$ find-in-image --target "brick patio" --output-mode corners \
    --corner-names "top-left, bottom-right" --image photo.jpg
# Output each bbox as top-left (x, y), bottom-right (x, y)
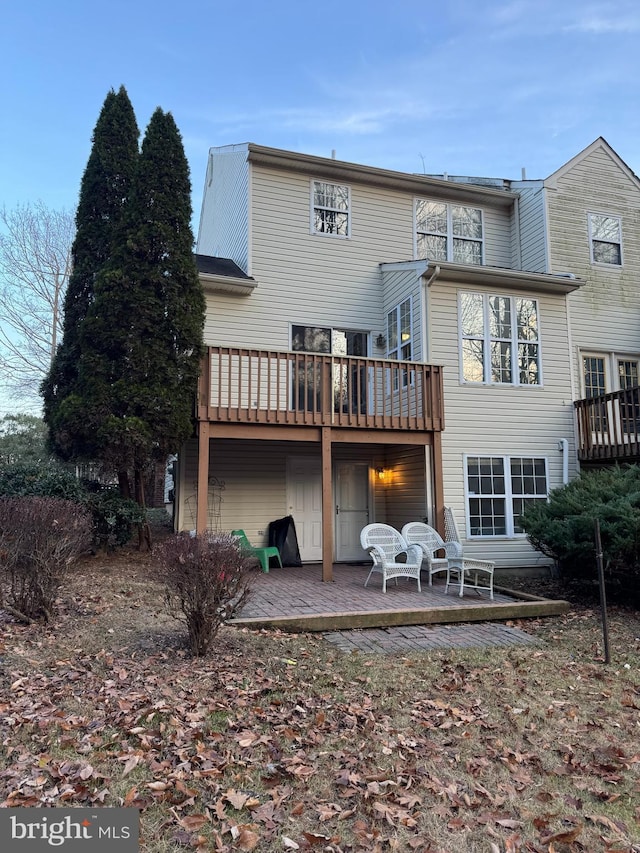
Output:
top-left (230, 562), bottom-right (569, 632)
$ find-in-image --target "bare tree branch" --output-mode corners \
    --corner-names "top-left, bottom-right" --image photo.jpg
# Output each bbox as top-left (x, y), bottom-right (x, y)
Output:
top-left (0, 201), bottom-right (74, 408)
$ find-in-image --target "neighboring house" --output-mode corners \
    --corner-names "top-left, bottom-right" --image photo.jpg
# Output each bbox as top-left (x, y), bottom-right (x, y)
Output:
top-left (517, 139), bottom-right (640, 467)
top-left (175, 139), bottom-right (639, 581)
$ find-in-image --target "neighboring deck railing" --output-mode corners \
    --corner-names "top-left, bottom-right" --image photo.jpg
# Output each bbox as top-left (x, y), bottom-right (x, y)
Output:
top-left (198, 346), bottom-right (444, 431)
top-left (575, 386), bottom-right (640, 461)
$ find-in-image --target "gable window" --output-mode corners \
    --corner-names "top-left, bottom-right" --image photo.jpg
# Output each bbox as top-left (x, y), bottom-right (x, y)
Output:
top-left (588, 213), bottom-right (622, 266)
top-left (312, 181), bottom-right (350, 237)
top-left (416, 200), bottom-right (483, 264)
top-left (460, 292), bottom-right (540, 386)
top-left (466, 455), bottom-right (548, 537)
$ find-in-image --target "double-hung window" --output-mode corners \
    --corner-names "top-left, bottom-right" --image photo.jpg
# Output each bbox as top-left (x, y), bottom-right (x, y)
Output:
top-left (416, 200), bottom-right (483, 264)
top-left (466, 455), bottom-right (548, 537)
top-left (312, 181), bottom-right (350, 236)
top-left (588, 213), bottom-right (622, 266)
top-left (460, 292), bottom-right (540, 385)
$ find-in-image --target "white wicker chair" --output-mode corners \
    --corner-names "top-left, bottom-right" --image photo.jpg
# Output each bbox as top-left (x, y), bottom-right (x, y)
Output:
top-left (360, 524), bottom-right (423, 593)
top-left (443, 507), bottom-right (495, 600)
top-left (401, 521), bottom-right (462, 586)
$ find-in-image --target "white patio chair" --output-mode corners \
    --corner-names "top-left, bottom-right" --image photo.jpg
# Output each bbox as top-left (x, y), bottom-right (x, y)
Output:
top-left (360, 523), bottom-right (423, 593)
top-left (443, 506), bottom-right (495, 600)
top-left (401, 521), bottom-right (462, 586)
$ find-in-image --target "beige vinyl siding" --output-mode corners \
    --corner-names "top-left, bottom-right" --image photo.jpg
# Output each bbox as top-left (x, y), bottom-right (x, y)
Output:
top-left (512, 182), bottom-right (548, 273)
top-left (196, 145), bottom-right (250, 270)
top-left (201, 164), bottom-right (518, 352)
top-left (429, 280), bottom-right (577, 569)
top-left (178, 438), bottom-right (395, 550)
top-left (545, 147), bottom-right (640, 396)
top-left (179, 439), bottom-right (294, 542)
top-left (382, 446), bottom-right (429, 531)
top-left (480, 205), bottom-right (512, 268)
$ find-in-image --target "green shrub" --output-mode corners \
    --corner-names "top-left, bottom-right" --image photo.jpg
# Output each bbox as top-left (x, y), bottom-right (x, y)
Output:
top-left (521, 465), bottom-right (640, 585)
top-left (0, 496), bottom-right (93, 621)
top-left (84, 486), bottom-right (146, 550)
top-left (155, 532), bottom-right (252, 656)
top-left (0, 462), bottom-right (147, 551)
top-left (0, 461), bottom-right (84, 502)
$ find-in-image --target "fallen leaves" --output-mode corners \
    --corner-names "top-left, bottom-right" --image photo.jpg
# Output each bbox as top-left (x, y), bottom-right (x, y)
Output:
top-left (1, 548), bottom-right (639, 853)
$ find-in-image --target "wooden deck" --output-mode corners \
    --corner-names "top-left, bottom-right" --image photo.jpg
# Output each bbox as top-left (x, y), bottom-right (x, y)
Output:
top-left (231, 562), bottom-right (569, 632)
top-left (575, 386), bottom-right (640, 463)
top-left (198, 346), bottom-right (445, 432)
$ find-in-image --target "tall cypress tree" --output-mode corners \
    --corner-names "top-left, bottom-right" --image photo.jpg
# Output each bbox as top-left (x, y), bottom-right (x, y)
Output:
top-left (78, 108), bottom-right (205, 543)
top-left (41, 86), bottom-right (139, 464)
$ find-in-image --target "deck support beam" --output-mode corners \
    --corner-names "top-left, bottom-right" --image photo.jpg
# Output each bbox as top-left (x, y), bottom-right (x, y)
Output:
top-left (432, 431), bottom-right (445, 537)
top-left (196, 423), bottom-right (210, 534)
top-left (321, 427), bottom-right (334, 582)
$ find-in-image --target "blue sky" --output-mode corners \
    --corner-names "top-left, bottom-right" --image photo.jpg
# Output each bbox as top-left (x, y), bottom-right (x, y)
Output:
top-left (2, 0), bottom-right (640, 224)
top-left (1, 0), bottom-right (639, 416)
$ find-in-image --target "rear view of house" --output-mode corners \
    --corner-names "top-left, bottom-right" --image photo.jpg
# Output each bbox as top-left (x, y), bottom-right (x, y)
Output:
top-left (174, 138), bottom-right (639, 581)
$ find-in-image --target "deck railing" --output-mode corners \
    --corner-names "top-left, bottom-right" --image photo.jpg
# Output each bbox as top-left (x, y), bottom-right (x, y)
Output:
top-left (574, 386), bottom-right (640, 461)
top-left (198, 346), bottom-right (444, 431)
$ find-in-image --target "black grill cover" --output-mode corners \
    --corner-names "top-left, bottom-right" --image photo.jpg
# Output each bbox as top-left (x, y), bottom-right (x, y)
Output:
top-left (268, 515), bottom-right (302, 567)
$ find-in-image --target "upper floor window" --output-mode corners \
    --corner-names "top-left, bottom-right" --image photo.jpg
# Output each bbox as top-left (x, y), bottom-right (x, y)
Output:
top-left (460, 292), bottom-right (540, 386)
top-left (312, 181), bottom-right (350, 237)
top-left (588, 213), bottom-right (622, 266)
top-left (416, 200), bottom-right (483, 264)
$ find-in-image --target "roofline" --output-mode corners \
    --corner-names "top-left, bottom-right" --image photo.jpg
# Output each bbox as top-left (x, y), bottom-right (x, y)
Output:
top-left (545, 136), bottom-right (640, 191)
top-left (246, 144), bottom-right (518, 208)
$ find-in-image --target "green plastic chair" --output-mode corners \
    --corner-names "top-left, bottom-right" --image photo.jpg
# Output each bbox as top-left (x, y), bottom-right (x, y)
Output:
top-left (231, 529), bottom-right (282, 573)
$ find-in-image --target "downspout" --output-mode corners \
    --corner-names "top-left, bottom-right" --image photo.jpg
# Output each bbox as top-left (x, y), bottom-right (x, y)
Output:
top-left (558, 438), bottom-right (569, 486)
top-left (420, 264), bottom-right (440, 363)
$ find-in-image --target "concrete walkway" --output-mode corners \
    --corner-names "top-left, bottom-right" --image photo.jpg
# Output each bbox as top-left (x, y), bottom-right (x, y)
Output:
top-left (323, 621), bottom-right (541, 654)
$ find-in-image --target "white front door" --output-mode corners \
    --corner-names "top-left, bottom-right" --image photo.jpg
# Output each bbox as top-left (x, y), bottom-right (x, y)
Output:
top-left (335, 462), bottom-right (370, 561)
top-left (286, 456), bottom-right (322, 561)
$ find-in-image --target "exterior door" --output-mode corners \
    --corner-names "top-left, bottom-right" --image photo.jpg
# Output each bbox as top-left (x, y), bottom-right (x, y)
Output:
top-left (286, 456), bottom-right (322, 561)
top-left (335, 462), bottom-right (370, 561)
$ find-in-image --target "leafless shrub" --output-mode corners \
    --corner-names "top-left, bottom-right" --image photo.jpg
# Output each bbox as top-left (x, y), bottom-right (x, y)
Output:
top-left (155, 532), bottom-right (252, 656)
top-left (0, 496), bottom-right (93, 622)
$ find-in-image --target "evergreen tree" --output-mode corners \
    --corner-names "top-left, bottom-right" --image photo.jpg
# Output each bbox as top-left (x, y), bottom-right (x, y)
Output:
top-left (41, 86), bottom-right (139, 465)
top-left (77, 108), bottom-right (205, 544)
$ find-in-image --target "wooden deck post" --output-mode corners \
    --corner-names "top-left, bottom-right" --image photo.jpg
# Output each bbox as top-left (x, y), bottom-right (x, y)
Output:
top-left (432, 431), bottom-right (445, 537)
top-left (196, 423), bottom-right (210, 533)
top-left (321, 427), bottom-right (334, 582)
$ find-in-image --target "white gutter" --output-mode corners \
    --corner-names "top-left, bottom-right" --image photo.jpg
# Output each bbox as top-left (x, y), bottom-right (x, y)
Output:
top-left (558, 438), bottom-right (569, 485)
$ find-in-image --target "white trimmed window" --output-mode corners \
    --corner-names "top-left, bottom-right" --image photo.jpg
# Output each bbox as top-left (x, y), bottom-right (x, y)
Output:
top-left (387, 298), bottom-right (413, 388)
top-left (312, 181), bottom-right (350, 236)
top-left (588, 213), bottom-right (622, 266)
top-left (416, 200), bottom-right (483, 264)
top-left (466, 455), bottom-right (548, 537)
top-left (460, 292), bottom-right (540, 385)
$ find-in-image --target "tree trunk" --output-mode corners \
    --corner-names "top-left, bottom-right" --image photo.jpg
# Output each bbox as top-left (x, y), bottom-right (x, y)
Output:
top-left (118, 470), bottom-right (132, 500)
top-left (135, 467), bottom-right (152, 551)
